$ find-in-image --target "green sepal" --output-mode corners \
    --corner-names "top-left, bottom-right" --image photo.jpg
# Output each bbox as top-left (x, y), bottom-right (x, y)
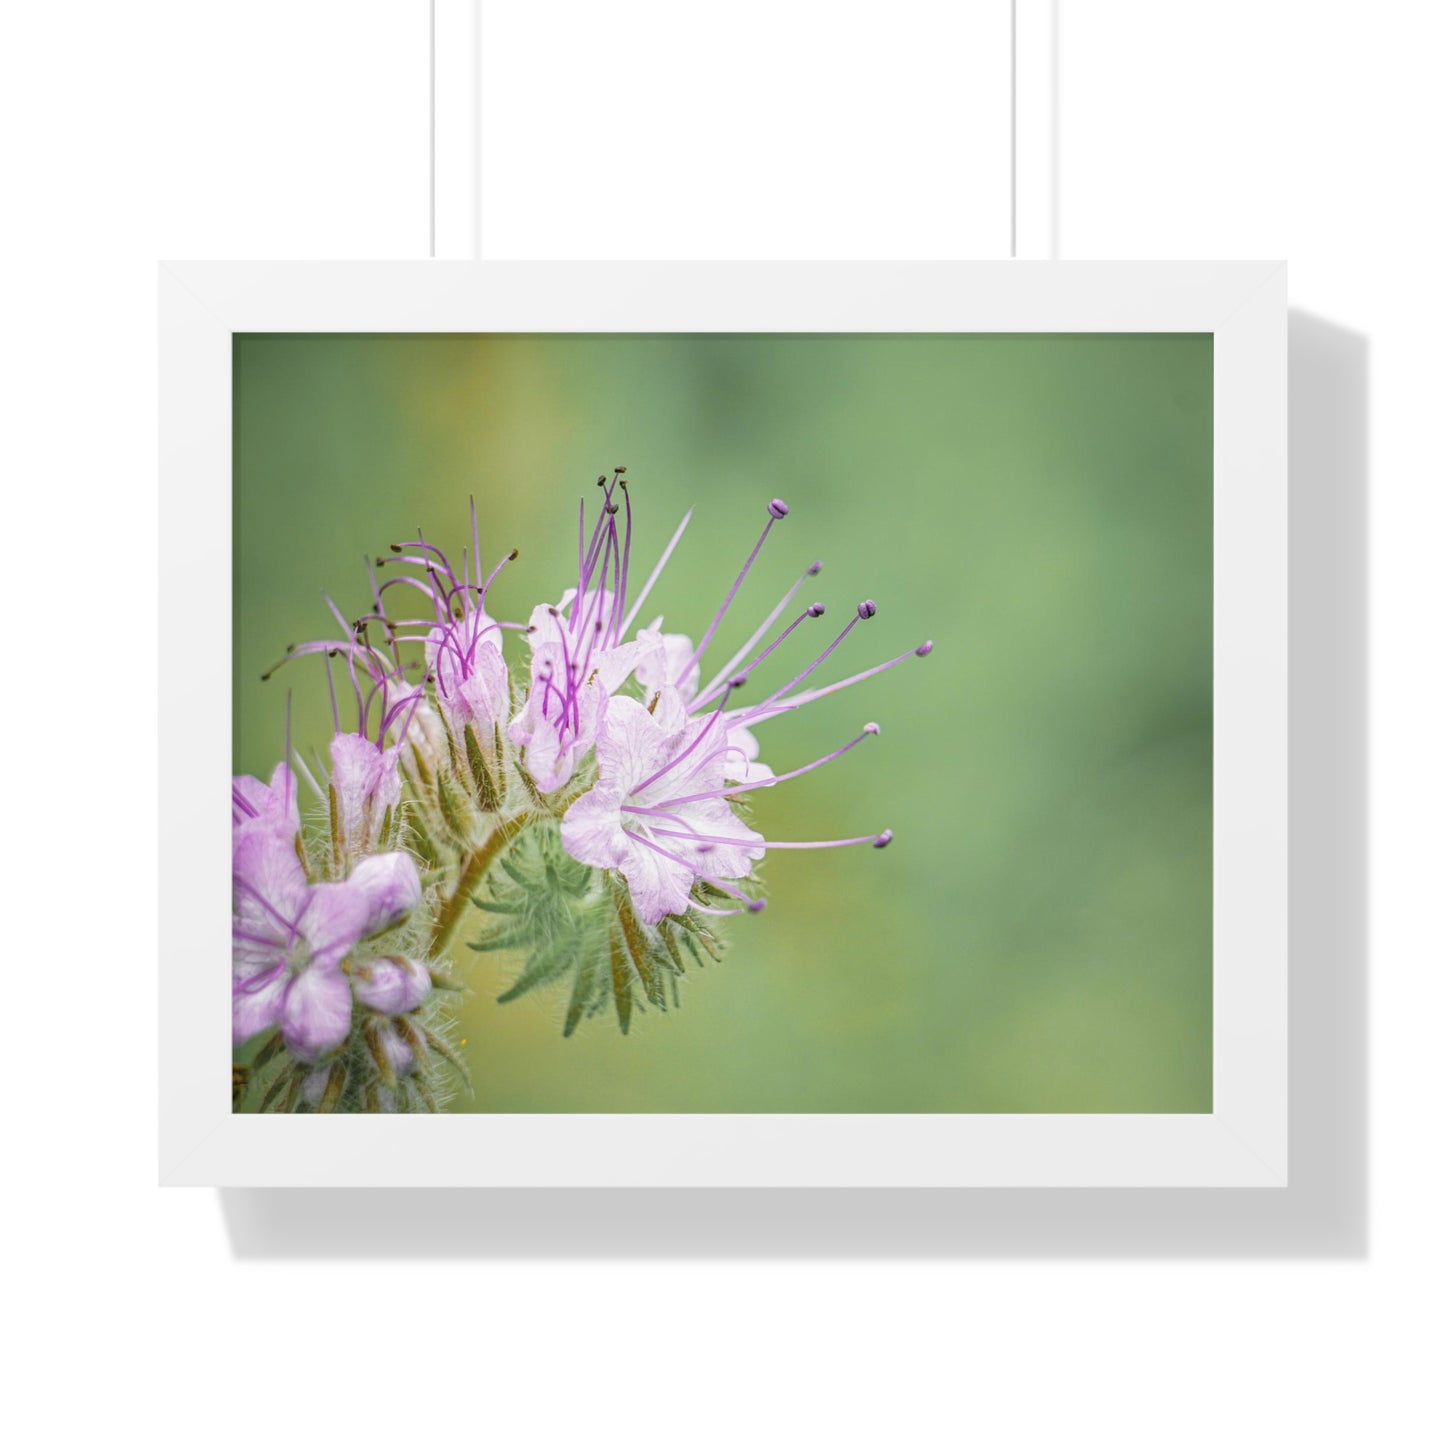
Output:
top-left (327, 783), bottom-right (342, 871)
top-left (515, 751), bottom-right (547, 808)
top-left (317, 1059), bottom-right (348, 1113)
top-left (464, 723), bottom-right (500, 813)
top-left (420, 1026), bottom-right (471, 1091)
top-left (657, 922), bottom-right (687, 975)
top-left (493, 722), bottom-right (508, 804)
top-left (363, 1016), bottom-right (398, 1089)
top-left (613, 880), bottom-right (666, 1008)
top-left (437, 774), bottom-right (472, 845)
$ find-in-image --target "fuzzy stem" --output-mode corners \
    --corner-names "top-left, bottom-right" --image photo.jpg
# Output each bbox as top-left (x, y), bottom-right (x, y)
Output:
top-left (429, 810), bottom-right (534, 952)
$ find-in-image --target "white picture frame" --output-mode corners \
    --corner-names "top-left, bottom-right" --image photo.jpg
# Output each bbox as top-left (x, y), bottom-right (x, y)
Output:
top-left (160, 260), bottom-right (1286, 1187)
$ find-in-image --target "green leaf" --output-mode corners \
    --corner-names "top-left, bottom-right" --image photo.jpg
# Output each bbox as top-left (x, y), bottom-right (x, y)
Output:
top-left (466, 925), bottom-right (535, 953)
top-left (470, 896), bottom-right (522, 914)
top-left (497, 936), bottom-right (577, 1004)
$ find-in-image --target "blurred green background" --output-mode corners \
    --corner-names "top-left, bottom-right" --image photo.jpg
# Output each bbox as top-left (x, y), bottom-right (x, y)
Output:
top-left (233, 332), bottom-right (1212, 1113)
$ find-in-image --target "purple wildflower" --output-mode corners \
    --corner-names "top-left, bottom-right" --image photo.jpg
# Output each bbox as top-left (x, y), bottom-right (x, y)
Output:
top-left (231, 765), bottom-right (423, 1061)
top-left (559, 493), bottom-right (926, 918)
top-left (350, 954), bottom-right (432, 1015)
top-left (232, 761), bottom-right (300, 843)
top-left (328, 732), bottom-right (402, 854)
top-left (508, 470), bottom-right (652, 791)
top-left (561, 689), bottom-right (765, 923)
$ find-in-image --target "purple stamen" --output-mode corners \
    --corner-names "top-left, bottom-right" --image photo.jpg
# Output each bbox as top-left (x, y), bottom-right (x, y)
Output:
top-left (470, 495), bottom-right (481, 591)
top-left (732, 603), bottom-right (877, 726)
top-left (683, 500), bottom-right (789, 679)
top-left (649, 825), bottom-right (892, 852)
top-left (639, 723), bottom-right (879, 810)
top-left (486, 546), bottom-right (522, 591)
top-left (692, 604), bottom-right (825, 709)
top-left (365, 556), bottom-right (402, 670)
top-left (380, 684), bottom-right (426, 738)
top-left (631, 679), bottom-right (744, 795)
top-left (579, 476), bottom-right (619, 592)
top-left (618, 507), bottom-right (694, 638)
top-left (696, 559), bottom-right (824, 701)
top-left (325, 653), bottom-right (341, 734)
top-left (461, 616), bottom-right (505, 672)
top-left (623, 829), bottom-right (765, 910)
top-left (376, 572), bottom-right (452, 619)
top-left (743, 641), bottom-right (931, 718)
top-left (574, 511), bottom-right (616, 645)
top-left (611, 480), bottom-right (634, 647)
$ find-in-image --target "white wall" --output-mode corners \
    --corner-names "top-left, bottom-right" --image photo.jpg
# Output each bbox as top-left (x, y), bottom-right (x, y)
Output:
top-left (8, 2), bottom-right (1438, 1439)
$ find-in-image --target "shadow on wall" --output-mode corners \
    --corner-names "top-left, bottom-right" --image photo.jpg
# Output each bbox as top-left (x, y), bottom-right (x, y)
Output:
top-left (218, 311), bottom-right (1369, 1260)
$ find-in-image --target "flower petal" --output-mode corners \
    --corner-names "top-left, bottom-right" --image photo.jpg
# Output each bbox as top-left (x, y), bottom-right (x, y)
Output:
top-left (232, 828), bottom-right (310, 945)
top-left (722, 723), bottom-right (773, 785)
top-left (232, 762), bottom-right (300, 840)
top-left (346, 852), bottom-right (424, 939)
top-left (560, 784), bottom-right (629, 869)
top-left (329, 733), bottom-right (401, 849)
top-left (450, 642), bottom-right (509, 729)
top-left (279, 964), bottom-right (354, 1062)
top-left (232, 966), bottom-right (286, 1047)
top-left (617, 830), bottom-right (696, 924)
top-left (634, 627), bottom-right (700, 703)
top-left (352, 955), bottom-right (431, 1015)
top-left (594, 694), bottom-right (677, 794)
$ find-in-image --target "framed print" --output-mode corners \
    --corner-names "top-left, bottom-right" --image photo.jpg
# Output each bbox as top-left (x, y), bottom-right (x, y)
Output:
top-left (159, 261), bottom-right (1286, 1186)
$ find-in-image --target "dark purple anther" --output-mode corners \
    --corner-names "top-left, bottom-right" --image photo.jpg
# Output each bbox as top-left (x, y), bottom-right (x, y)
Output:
top-left (807, 602), bottom-right (827, 618)
top-left (915, 640), bottom-right (933, 656)
top-left (749, 897), bottom-right (768, 912)
top-left (873, 829), bottom-right (894, 849)
top-left (857, 599), bottom-right (877, 620)
top-left (768, 499), bottom-right (790, 519)
top-left (808, 560), bottom-right (823, 576)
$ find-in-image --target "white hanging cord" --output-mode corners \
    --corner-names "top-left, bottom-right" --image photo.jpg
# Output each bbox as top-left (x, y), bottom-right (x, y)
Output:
top-left (429, 0), bottom-right (437, 258)
top-left (1010, 0), bottom-right (1017, 258)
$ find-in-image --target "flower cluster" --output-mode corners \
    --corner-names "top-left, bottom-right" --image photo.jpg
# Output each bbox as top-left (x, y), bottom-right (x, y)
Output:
top-left (232, 469), bottom-right (929, 1110)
